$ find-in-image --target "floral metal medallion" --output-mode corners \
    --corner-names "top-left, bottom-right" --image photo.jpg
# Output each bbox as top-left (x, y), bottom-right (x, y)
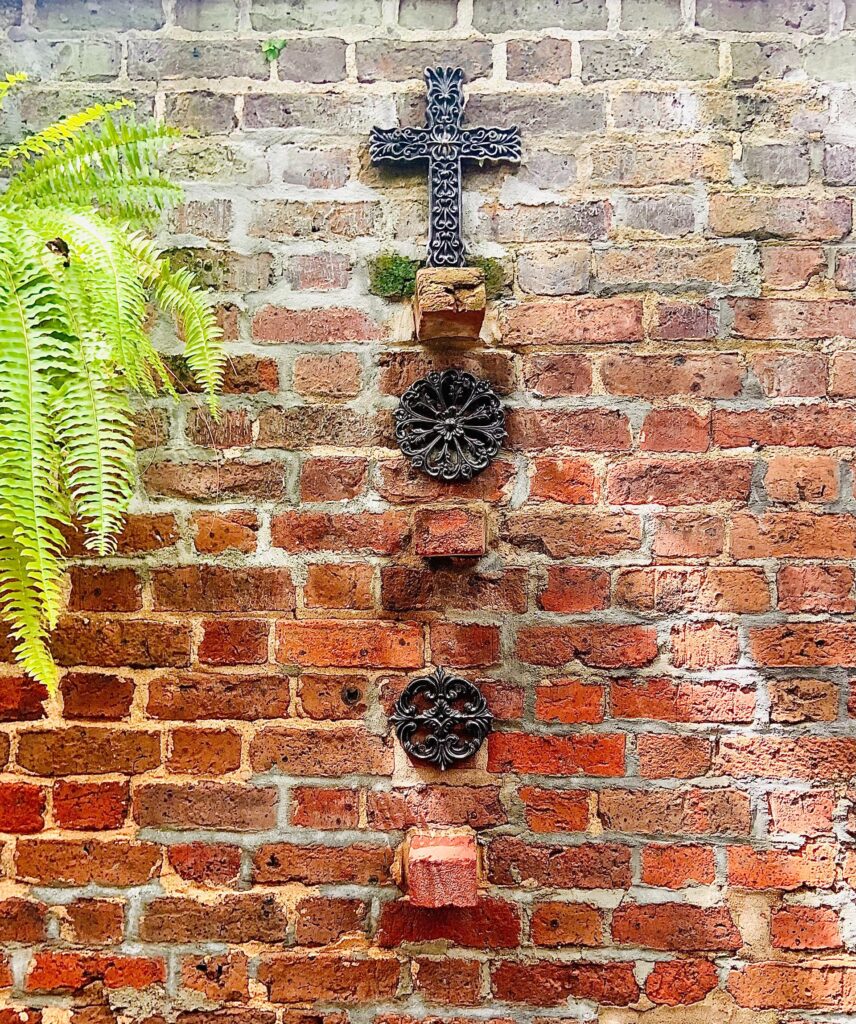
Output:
top-left (391, 666), bottom-right (493, 770)
top-left (394, 368), bottom-right (505, 481)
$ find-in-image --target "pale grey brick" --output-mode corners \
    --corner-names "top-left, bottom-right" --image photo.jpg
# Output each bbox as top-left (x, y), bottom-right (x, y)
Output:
top-left (34, 0), bottom-right (164, 31)
top-left (464, 94), bottom-right (605, 136)
top-left (278, 39), bottom-right (348, 84)
top-left (399, 0), bottom-right (457, 28)
top-left (244, 92), bottom-right (393, 133)
top-left (472, 0), bottom-right (607, 31)
top-left (356, 40), bottom-right (491, 83)
top-left (251, 0), bottom-right (382, 31)
top-left (621, 0), bottom-right (681, 29)
top-left (518, 151), bottom-right (577, 190)
top-left (517, 245), bottom-right (591, 295)
top-left (805, 38), bottom-right (856, 83)
top-left (170, 249), bottom-right (274, 292)
top-left (280, 147), bottom-right (351, 189)
top-left (835, 250), bottom-right (856, 289)
top-left (507, 38), bottom-right (572, 85)
top-left (128, 40), bottom-right (268, 81)
top-left (741, 143), bottom-right (810, 186)
top-left (731, 42), bottom-right (803, 86)
top-left (18, 88), bottom-right (154, 131)
top-left (581, 39), bottom-right (719, 83)
top-left (0, 37), bottom-right (120, 82)
top-left (176, 0), bottom-right (239, 30)
top-left (824, 145), bottom-right (856, 185)
top-left (696, 0), bottom-right (828, 32)
top-left (615, 196), bottom-right (698, 237)
top-left (489, 202), bottom-right (607, 243)
top-left (164, 92), bottom-right (237, 134)
top-left (164, 140), bottom-right (269, 186)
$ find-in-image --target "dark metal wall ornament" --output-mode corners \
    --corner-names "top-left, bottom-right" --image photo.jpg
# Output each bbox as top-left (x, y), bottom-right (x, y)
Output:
top-left (370, 66), bottom-right (522, 267)
top-left (391, 666), bottom-right (493, 770)
top-left (395, 368), bottom-right (505, 482)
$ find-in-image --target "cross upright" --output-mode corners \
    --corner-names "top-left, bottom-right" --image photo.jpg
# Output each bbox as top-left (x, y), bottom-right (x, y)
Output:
top-left (370, 67), bottom-right (521, 268)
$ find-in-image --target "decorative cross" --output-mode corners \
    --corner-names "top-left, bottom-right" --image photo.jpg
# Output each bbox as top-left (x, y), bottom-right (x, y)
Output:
top-left (370, 67), bottom-right (521, 267)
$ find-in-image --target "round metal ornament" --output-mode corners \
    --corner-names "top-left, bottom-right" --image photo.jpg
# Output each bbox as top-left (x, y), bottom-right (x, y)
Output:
top-left (394, 368), bottom-right (505, 482)
top-left (391, 666), bottom-right (493, 770)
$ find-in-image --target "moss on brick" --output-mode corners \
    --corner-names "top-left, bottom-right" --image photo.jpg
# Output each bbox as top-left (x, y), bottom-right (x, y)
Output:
top-left (468, 256), bottom-right (508, 299)
top-left (368, 251), bottom-right (422, 299)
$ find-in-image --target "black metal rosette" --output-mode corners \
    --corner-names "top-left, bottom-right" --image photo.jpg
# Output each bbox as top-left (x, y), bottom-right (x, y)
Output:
top-left (391, 666), bottom-right (493, 770)
top-left (394, 368), bottom-right (505, 482)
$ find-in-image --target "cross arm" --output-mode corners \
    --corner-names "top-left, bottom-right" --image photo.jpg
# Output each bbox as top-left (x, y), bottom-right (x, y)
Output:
top-left (370, 126), bottom-right (431, 162)
top-left (460, 125), bottom-right (522, 162)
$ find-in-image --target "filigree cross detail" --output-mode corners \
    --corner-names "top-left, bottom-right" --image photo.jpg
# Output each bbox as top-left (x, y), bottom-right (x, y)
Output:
top-left (370, 67), bottom-right (521, 267)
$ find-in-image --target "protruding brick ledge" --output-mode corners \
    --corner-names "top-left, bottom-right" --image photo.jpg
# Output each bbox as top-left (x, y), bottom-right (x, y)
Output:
top-left (404, 831), bottom-right (479, 908)
top-left (414, 267), bottom-right (486, 342)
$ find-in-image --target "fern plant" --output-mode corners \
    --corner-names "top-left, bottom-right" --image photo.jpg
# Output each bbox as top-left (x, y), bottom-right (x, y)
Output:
top-left (0, 73), bottom-right (224, 691)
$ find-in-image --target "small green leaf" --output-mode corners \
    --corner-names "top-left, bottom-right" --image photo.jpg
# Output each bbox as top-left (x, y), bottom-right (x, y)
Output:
top-left (261, 38), bottom-right (288, 62)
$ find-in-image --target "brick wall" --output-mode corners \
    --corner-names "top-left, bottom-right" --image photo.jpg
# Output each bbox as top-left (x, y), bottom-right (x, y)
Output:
top-left (2, 0), bottom-right (856, 1020)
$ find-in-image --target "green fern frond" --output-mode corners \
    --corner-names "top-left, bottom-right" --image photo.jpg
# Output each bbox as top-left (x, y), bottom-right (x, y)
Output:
top-left (4, 118), bottom-right (181, 218)
top-left (127, 234), bottom-right (224, 413)
top-left (0, 72), bottom-right (27, 107)
top-left (0, 77), bottom-right (222, 691)
top-left (0, 225), bottom-right (72, 629)
top-left (0, 98), bottom-right (134, 169)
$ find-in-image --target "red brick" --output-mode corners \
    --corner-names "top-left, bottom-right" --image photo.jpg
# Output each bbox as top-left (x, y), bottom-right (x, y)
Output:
top-left (60, 899), bottom-right (124, 945)
top-left (612, 902), bottom-right (740, 951)
top-left (293, 352), bottom-right (362, 398)
top-left (519, 787), bottom-right (590, 833)
top-left (199, 619), bottom-right (270, 665)
top-left (168, 726), bottom-right (243, 773)
top-left (277, 620), bottom-right (423, 668)
top-left (133, 782), bottom-right (278, 830)
top-left (26, 951), bottom-right (164, 993)
top-left (653, 513), bottom-right (724, 558)
top-left (638, 734), bottom-right (712, 779)
top-left (716, 736), bottom-right (856, 781)
top-left (641, 844), bottom-right (716, 888)
top-left (252, 306), bottom-right (382, 343)
top-left (530, 901), bottom-right (603, 946)
top-left (751, 623), bottom-right (856, 666)
top-left (168, 843), bottom-right (242, 886)
top-left (253, 842), bottom-right (393, 885)
top-left (535, 678), bottom-right (604, 723)
top-left (771, 906), bottom-right (841, 950)
top-left (488, 732), bottom-right (625, 776)
top-left (530, 457), bottom-right (599, 503)
top-left (251, 726), bottom-right (393, 776)
top-left (0, 782), bottom-right (45, 833)
top-left (192, 511), bottom-right (259, 553)
top-left (503, 298), bottom-right (644, 345)
top-left (517, 624), bottom-right (658, 668)
top-left (377, 897), bottom-right (520, 948)
top-left (412, 507), bottom-right (486, 557)
top-left (538, 567), bottom-right (609, 612)
top-left (52, 617), bottom-right (191, 668)
top-left (727, 963), bottom-right (856, 1010)
top-left (297, 672), bottom-right (368, 719)
top-left (140, 894), bottom-right (288, 943)
top-left (768, 789), bottom-right (836, 835)
top-left (16, 727), bottom-right (160, 775)
top-left (670, 621), bottom-right (740, 669)
top-left (0, 675), bottom-right (47, 721)
top-left (608, 458), bottom-right (752, 504)
top-left (367, 786), bottom-right (505, 830)
top-left (504, 510), bottom-right (642, 557)
top-left (147, 671), bottom-right (289, 720)
top-left (295, 896), bottom-right (368, 945)
top-left (731, 298), bottom-right (856, 338)
top-left (778, 565), bottom-right (854, 612)
top-left (15, 839), bottom-right (161, 886)
top-left (646, 959), bottom-right (719, 1005)
top-left (412, 957), bottom-right (482, 1005)
top-left (60, 672), bottom-right (133, 721)
top-left (598, 787), bottom-right (750, 837)
top-left (600, 353), bottom-right (744, 398)
top-left (752, 351), bottom-right (828, 397)
top-left (0, 898), bottom-right (47, 943)
top-left (406, 834), bottom-right (478, 908)
top-left (152, 566), bottom-right (295, 611)
top-left (488, 837), bottom-right (631, 890)
top-left (300, 457), bottom-right (368, 501)
top-left (733, 512), bottom-right (856, 558)
top-left (522, 353), bottom-right (592, 396)
top-left (53, 781), bottom-right (128, 830)
top-left (760, 245), bottom-right (826, 289)
top-left (640, 409), bottom-right (710, 452)
top-left (180, 953), bottom-right (249, 1001)
top-left (612, 676), bottom-right (755, 723)
top-left (430, 623), bottom-right (500, 667)
top-left (727, 842), bottom-right (836, 889)
top-left (491, 959), bottom-right (638, 1006)
top-left (507, 409), bottom-right (631, 452)
top-left (766, 455), bottom-right (839, 503)
top-left (271, 512), bottom-right (408, 554)
top-left (714, 406), bottom-right (856, 447)
top-left (258, 954), bottom-right (399, 1004)
top-left (710, 196), bottom-right (851, 241)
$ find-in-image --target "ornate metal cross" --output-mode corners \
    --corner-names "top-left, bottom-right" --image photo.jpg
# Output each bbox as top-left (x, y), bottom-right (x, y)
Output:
top-left (370, 67), bottom-right (521, 267)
